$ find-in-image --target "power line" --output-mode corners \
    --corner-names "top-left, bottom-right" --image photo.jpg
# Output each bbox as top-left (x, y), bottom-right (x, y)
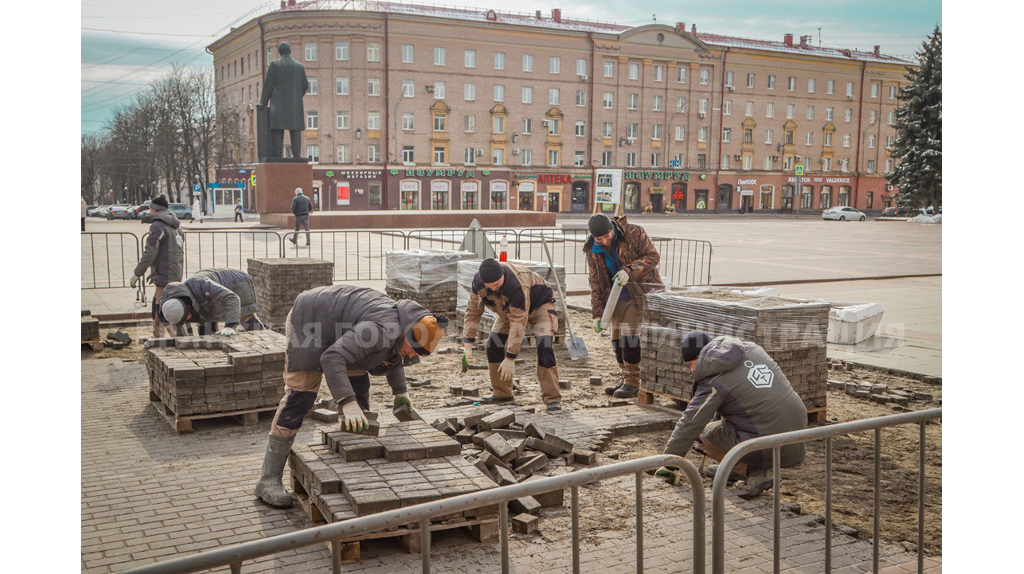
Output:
top-left (82, 27), bottom-right (214, 37)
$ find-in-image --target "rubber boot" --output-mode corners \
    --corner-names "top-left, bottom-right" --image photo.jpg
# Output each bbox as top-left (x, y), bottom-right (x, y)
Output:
top-left (254, 434), bottom-right (296, 508)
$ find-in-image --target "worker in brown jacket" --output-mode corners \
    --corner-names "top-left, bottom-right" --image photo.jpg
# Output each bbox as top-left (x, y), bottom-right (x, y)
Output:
top-left (462, 259), bottom-right (563, 412)
top-left (583, 214), bottom-right (664, 399)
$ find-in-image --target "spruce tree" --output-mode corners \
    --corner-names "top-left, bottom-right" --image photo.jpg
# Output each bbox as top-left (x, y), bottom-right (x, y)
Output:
top-left (887, 25), bottom-right (942, 210)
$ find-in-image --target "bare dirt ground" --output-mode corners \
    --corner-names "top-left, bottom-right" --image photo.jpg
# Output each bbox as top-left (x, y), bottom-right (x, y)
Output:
top-left (82, 308), bottom-right (941, 556)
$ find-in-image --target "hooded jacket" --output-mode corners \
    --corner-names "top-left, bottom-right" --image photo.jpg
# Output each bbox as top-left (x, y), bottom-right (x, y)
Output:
top-left (582, 215), bottom-right (663, 319)
top-left (287, 285), bottom-right (431, 406)
top-left (663, 336), bottom-right (807, 468)
top-left (161, 268), bottom-right (258, 327)
top-left (462, 262), bottom-right (556, 359)
top-left (134, 210), bottom-right (184, 287)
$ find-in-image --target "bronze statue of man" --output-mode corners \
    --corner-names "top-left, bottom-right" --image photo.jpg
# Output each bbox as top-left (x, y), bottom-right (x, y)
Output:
top-left (258, 42), bottom-right (310, 159)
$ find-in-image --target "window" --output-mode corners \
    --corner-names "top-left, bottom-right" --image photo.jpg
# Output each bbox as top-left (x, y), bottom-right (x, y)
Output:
top-left (604, 60), bottom-right (615, 78)
top-left (549, 88), bottom-right (559, 105)
top-left (548, 119), bottom-right (560, 135)
top-left (367, 112), bottom-right (381, 130)
top-left (700, 68), bottom-right (710, 85)
top-left (575, 121), bottom-right (586, 137)
top-left (827, 80), bottom-right (835, 95)
top-left (805, 131), bottom-right (813, 145)
top-left (402, 79), bottom-right (414, 98)
top-left (786, 104), bottom-right (795, 119)
top-left (785, 130), bottom-right (794, 145)
top-left (626, 152), bottom-right (637, 167)
top-left (578, 58), bottom-right (588, 76)
top-left (335, 41), bottom-right (349, 61)
top-left (673, 153), bottom-right (683, 167)
top-left (307, 77), bottom-right (318, 95)
top-left (722, 128), bottom-right (732, 143)
top-left (432, 113), bottom-right (446, 131)
top-left (576, 90), bottom-right (587, 107)
top-left (653, 95), bottom-right (663, 111)
top-left (627, 123), bottom-right (638, 138)
top-left (402, 44), bottom-right (414, 64)
top-left (493, 148), bottom-right (505, 166)
top-left (807, 78), bottom-right (816, 93)
top-left (464, 148), bottom-right (476, 165)
top-left (826, 107), bottom-right (834, 121)
top-left (870, 110), bottom-right (877, 124)
top-left (402, 146), bottom-right (415, 163)
top-left (629, 93), bottom-right (639, 110)
top-left (678, 66), bottom-right (687, 83)
top-left (725, 71), bottom-right (734, 88)
top-left (868, 134), bottom-right (876, 148)
top-left (651, 153), bottom-right (661, 167)
top-left (766, 102), bottom-right (775, 118)
top-left (367, 78), bottom-right (380, 96)
top-left (306, 145), bottom-right (319, 163)
top-left (745, 101), bottom-right (754, 117)
top-left (603, 122), bottom-right (613, 137)
top-left (630, 62), bottom-right (639, 80)
top-left (886, 135), bottom-right (894, 147)
top-left (651, 124), bottom-right (662, 140)
top-left (306, 111), bottom-right (318, 129)
top-left (801, 187), bottom-right (812, 209)
top-left (825, 132), bottom-right (833, 146)
top-left (885, 159), bottom-right (893, 172)
top-left (434, 81), bottom-right (445, 99)
top-left (871, 83), bottom-right (879, 98)
top-left (743, 128), bottom-right (752, 143)
top-left (888, 111), bottom-right (895, 125)
top-left (402, 113), bottom-right (415, 131)
top-left (846, 81), bottom-right (855, 97)
top-left (867, 159), bottom-right (876, 172)
top-left (523, 54), bottom-right (533, 72)
top-left (336, 144), bottom-right (348, 163)
top-left (575, 150), bottom-right (586, 166)
top-left (743, 155), bottom-right (752, 170)
top-left (367, 43), bottom-right (380, 62)
top-left (675, 125), bottom-right (685, 141)
top-left (434, 146), bottom-right (446, 164)
top-left (747, 73), bottom-right (755, 88)
top-left (768, 74), bottom-right (776, 89)
top-left (434, 47), bottom-right (445, 66)
top-left (807, 106), bottom-right (814, 120)
top-left (493, 83), bottom-right (505, 102)
top-left (889, 85), bottom-right (897, 99)
top-left (335, 77), bottom-right (349, 95)
top-left (494, 51), bottom-right (506, 70)
top-left (697, 154), bottom-right (707, 169)
top-left (465, 115), bottom-right (476, 132)
top-left (336, 111), bottom-right (349, 130)
top-left (522, 149), bottom-right (532, 165)
top-left (765, 129), bottom-right (773, 144)
top-left (843, 134), bottom-right (851, 147)
top-left (603, 92), bottom-right (613, 109)
top-left (823, 157), bottom-right (832, 171)
top-left (464, 49), bottom-right (476, 68)
top-left (699, 98), bottom-right (709, 115)
top-left (493, 116), bottom-right (506, 134)
top-left (550, 56), bottom-right (560, 74)
top-left (368, 181), bottom-right (382, 206)
top-left (721, 155), bottom-right (730, 169)
top-left (783, 156), bottom-right (792, 170)
top-left (788, 76), bottom-right (796, 91)
top-left (602, 151), bottom-right (612, 166)
top-left (522, 86), bottom-right (533, 104)
top-left (654, 64), bottom-right (664, 82)
top-left (521, 118), bottom-right (532, 134)
top-left (698, 126), bottom-right (708, 142)
top-left (677, 96), bottom-right (686, 112)
top-left (764, 156), bottom-right (773, 170)
top-left (548, 149), bottom-right (559, 166)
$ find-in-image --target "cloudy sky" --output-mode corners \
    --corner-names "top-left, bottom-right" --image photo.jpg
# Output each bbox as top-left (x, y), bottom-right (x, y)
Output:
top-left (81, 0), bottom-right (941, 134)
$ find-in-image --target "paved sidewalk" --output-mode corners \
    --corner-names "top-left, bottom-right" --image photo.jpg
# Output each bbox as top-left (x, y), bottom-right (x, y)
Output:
top-left (82, 359), bottom-right (922, 572)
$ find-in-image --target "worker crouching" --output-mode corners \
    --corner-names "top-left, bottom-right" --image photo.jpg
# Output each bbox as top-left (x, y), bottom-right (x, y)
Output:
top-left (159, 268), bottom-right (264, 336)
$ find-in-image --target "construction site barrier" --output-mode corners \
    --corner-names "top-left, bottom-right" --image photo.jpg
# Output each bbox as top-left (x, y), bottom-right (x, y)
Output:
top-left (81, 232), bottom-right (141, 289)
top-left (280, 229), bottom-right (408, 282)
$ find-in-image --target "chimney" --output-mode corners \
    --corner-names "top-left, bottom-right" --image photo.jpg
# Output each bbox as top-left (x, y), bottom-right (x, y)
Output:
top-left (287, 0), bottom-right (295, 6)
top-left (873, 45), bottom-right (880, 56)
top-left (280, 1), bottom-right (285, 8)
top-left (676, 22), bottom-right (686, 32)
top-left (691, 23), bottom-right (697, 34)
top-left (536, 10), bottom-right (542, 19)
top-left (784, 33), bottom-right (794, 47)
top-left (552, 9), bottom-right (562, 23)
top-left (799, 35), bottom-right (809, 48)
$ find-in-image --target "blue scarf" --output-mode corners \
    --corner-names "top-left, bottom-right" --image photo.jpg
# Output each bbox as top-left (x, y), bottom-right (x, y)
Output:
top-left (591, 227), bottom-right (631, 301)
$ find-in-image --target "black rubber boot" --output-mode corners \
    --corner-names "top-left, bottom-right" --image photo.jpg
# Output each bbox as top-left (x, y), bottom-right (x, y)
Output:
top-left (254, 434), bottom-right (296, 508)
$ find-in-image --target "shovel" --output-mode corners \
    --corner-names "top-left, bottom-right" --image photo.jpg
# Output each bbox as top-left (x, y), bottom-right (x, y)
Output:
top-left (541, 234), bottom-right (588, 360)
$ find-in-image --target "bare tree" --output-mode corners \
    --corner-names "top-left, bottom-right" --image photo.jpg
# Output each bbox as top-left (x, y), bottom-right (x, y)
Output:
top-left (81, 133), bottom-right (104, 203)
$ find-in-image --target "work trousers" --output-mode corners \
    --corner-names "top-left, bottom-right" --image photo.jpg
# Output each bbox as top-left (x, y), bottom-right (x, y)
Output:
top-left (700, 419), bottom-right (806, 469)
top-left (609, 298), bottom-right (643, 387)
top-left (485, 302), bottom-right (562, 404)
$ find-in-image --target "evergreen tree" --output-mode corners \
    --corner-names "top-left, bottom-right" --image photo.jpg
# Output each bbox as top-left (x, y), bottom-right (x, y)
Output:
top-left (888, 26), bottom-right (942, 210)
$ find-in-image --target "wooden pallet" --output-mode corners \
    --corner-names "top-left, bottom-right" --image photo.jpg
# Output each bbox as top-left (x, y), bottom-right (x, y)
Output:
top-left (82, 339), bottom-right (104, 352)
top-left (639, 387), bottom-right (827, 423)
top-left (149, 392), bottom-right (277, 434)
top-left (291, 475), bottom-right (499, 563)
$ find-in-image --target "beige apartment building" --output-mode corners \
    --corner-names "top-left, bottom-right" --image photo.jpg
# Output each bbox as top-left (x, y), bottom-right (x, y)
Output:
top-left (209, 1), bottom-right (912, 214)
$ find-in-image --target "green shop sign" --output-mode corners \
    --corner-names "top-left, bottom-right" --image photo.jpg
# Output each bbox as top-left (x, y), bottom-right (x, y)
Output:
top-left (403, 168), bottom-right (477, 178)
top-left (624, 171), bottom-right (691, 181)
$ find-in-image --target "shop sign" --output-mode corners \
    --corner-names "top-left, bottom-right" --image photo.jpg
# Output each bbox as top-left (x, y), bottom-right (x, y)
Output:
top-left (786, 176), bottom-right (852, 184)
top-left (595, 168), bottom-right (623, 204)
top-left (490, 181), bottom-right (508, 192)
top-left (400, 181), bottom-right (420, 192)
top-left (518, 181), bottom-right (536, 192)
top-left (623, 171), bottom-right (691, 181)
top-left (737, 178), bottom-right (758, 185)
top-left (431, 181), bottom-right (450, 192)
top-left (335, 170), bottom-right (381, 179)
top-left (537, 174), bottom-right (573, 185)
top-left (403, 168), bottom-right (476, 178)
top-left (461, 181), bottom-right (479, 192)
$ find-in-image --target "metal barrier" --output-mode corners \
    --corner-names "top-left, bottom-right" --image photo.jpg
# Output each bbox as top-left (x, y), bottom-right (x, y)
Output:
top-left (178, 230), bottom-right (283, 277)
top-left (515, 228), bottom-right (592, 275)
top-left (407, 228), bottom-right (518, 253)
top-left (659, 239), bottom-right (714, 287)
top-left (711, 407), bottom-right (941, 574)
top-left (123, 454), bottom-right (705, 574)
top-left (81, 232), bottom-right (141, 289)
top-left (280, 229), bottom-right (409, 282)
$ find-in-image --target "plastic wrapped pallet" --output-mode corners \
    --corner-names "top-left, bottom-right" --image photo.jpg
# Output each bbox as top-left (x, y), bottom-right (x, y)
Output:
top-left (827, 302), bottom-right (884, 344)
top-left (384, 249), bottom-right (474, 314)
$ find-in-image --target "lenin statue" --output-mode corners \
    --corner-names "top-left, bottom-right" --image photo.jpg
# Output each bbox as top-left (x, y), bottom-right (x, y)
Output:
top-left (258, 42), bottom-right (310, 160)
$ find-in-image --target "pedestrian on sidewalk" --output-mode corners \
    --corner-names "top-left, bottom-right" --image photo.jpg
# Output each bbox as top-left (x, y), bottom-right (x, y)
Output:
top-left (130, 195), bottom-right (185, 338)
top-left (192, 195), bottom-right (204, 224)
top-left (289, 187), bottom-right (312, 247)
top-left (81, 197), bottom-right (87, 231)
top-left (234, 199), bottom-right (244, 223)
top-left (159, 268), bottom-right (265, 335)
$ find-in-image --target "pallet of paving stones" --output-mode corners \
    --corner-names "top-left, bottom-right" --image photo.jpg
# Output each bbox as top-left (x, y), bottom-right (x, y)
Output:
top-left (144, 331), bottom-right (287, 433)
top-left (384, 249), bottom-right (474, 314)
top-left (247, 258), bottom-right (334, 328)
top-left (385, 285), bottom-right (459, 315)
top-left (82, 311), bottom-right (102, 351)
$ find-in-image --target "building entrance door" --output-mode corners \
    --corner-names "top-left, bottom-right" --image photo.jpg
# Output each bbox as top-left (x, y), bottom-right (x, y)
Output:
top-left (571, 182), bottom-right (589, 212)
top-left (741, 195), bottom-right (754, 213)
top-left (717, 184), bottom-right (733, 213)
top-left (671, 183), bottom-right (686, 211)
top-left (549, 192), bottom-right (560, 212)
top-left (650, 193), bottom-right (664, 213)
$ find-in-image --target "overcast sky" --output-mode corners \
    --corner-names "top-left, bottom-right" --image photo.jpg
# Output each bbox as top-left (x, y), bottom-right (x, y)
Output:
top-left (81, 0), bottom-right (941, 134)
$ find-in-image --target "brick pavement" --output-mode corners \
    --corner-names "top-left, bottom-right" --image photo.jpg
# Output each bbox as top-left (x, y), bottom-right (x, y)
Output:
top-left (82, 359), bottom-right (928, 572)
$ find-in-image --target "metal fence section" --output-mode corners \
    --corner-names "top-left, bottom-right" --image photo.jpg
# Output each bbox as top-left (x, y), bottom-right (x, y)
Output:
top-left (710, 408), bottom-right (941, 574)
top-left (515, 228), bottom-right (593, 274)
top-left (659, 239), bottom-right (714, 287)
top-left (407, 228), bottom-right (518, 253)
top-left (122, 454), bottom-right (705, 574)
top-left (179, 230), bottom-right (283, 277)
top-left (280, 230), bottom-right (409, 282)
top-left (81, 232), bottom-right (141, 289)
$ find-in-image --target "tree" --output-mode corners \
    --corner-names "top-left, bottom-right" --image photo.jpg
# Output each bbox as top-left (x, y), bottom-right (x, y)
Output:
top-left (81, 133), bottom-right (104, 203)
top-left (887, 25), bottom-right (942, 210)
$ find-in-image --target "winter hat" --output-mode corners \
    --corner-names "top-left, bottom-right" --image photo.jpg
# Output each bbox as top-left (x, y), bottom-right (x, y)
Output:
top-left (588, 213), bottom-right (614, 237)
top-left (407, 315), bottom-right (450, 356)
top-left (681, 330), bottom-right (713, 363)
top-left (295, 187), bottom-right (303, 195)
top-left (161, 298), bottom-right (187, 325)
top-left (151, 195), bottom-right (169, 210)
top-left (479, 259), bottom-right (503, 283)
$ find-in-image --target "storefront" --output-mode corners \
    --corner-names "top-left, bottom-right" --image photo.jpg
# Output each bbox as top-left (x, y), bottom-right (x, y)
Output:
top-left (670, 182), bottom-right (686, 212)
top-left (490, 180), bottom-right (508, 209)
top-left (619, 170), bottom-right (700, 212)
top-left (461, 181), bottom-right (480, 210)
top-left (400, 180), bottom-right (421, 210)
top-left (207, 182), bottom-right (245, 214)
top-left (316, 169), bottom-right (385, 210)
top-left (214, 168), bottom-right (254, 211)
top-left (518, 180), bottom-right (535, 211)
top-left (511, 172), bottom-right (591, 212)
top-left (430, 180), bottom-right (451, 210)
top-left (385, 168), bottom-right (509, 210)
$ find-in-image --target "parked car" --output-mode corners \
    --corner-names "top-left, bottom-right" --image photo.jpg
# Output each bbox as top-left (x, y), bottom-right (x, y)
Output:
top-left (107, 204), bottom-right (133, 220)
top-left (168, 203), bottom-right (193, 221)
top-left (93, 205), bottom-right (113, 218)
top-left (86, 205), bottom-right (102, 217)
top-left (822, 206), bottom-right (867, 221)
top-left (128, 204), bottom-right (151, 219)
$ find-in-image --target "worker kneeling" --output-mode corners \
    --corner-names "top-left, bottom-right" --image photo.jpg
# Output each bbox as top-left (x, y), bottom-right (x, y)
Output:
top-left (255, 285), bottom-right (448, 508)
top-left (159, 268), bottom-right (265, 336)
top-left (658, 331), bottom-right (806, 499)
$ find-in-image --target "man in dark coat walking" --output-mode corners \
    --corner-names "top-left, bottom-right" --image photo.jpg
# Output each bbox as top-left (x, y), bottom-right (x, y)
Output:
top-left (258, 42), bottom-right (309, 159)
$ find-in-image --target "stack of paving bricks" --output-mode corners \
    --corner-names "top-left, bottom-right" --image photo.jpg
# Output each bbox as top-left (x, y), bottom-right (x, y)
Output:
top-left (640, 289), bottom-right (830, 410)
top-left (81, 310), bottom-right (100, 343)
top-left (145, 331), bottom-right (286, 420)
top-left (384, 249), bottom-right (474, 314)
top-left (454, 259), bottom-right (567, 346)
top-left (247, 258), bottom-right (334, 328)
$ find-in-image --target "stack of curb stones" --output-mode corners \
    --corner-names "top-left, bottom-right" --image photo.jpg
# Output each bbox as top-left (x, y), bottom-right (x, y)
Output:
top-left (247, 258), bottom-right (333, 328)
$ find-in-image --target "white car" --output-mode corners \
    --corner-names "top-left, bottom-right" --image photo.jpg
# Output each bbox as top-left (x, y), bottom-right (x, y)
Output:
top-left (822, 206), bottom-right (867, 221)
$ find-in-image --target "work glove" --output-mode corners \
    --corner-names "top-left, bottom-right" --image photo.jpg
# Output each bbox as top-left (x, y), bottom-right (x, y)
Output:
top-left (394, 393), bottom-right (412, 411)
top-left (462, 342), bottom-right (474, 361)
top-left (341, 401), bottom-right (369, 433)
top-left (654, 466), bottom-right (683, 486)
top-left (593, 318), bottom-right (603, 333)
top-left (497, 358), bottom-right (515, 381)
top-left (613, 269), bottom-right (630, 286)
top-left (130, 275), bottom-right (141, 289)
top-left (215, 327), bottom-right (237, 337)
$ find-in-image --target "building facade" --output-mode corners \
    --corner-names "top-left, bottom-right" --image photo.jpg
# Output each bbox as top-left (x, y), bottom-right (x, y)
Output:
top-left (210, 1), bottom-right (912, 214)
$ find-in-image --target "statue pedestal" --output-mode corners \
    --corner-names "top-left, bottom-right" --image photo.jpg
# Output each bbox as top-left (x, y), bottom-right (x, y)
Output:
top-left (255, 162), bottom-right (313, 215)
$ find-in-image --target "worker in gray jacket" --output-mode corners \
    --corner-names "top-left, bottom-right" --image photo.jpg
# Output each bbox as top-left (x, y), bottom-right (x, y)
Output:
top-left (255, 285), bottom-right (449, 508)
top-left (130, 195), bottom-right (185, 338)
top-left (159, 268), bottom-right (264, 335)
top-left (657, 331), bottom-right (807, 499)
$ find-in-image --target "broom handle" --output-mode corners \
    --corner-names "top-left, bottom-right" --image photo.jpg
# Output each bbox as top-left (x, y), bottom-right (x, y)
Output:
top-left (540, 234), bottom-right (577, 341)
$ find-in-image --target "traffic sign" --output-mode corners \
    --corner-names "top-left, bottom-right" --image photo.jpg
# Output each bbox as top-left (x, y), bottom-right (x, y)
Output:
top-left (250, 174), bottom-right (257, 187)
top-left (795, 164), bottom-right (804, 176)
top-left (193, 184), bottom-right (201, 193)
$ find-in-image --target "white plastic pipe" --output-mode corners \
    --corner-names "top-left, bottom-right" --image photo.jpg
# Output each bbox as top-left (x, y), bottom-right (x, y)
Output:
top-left (600, 280), bottom-right (623, 329)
